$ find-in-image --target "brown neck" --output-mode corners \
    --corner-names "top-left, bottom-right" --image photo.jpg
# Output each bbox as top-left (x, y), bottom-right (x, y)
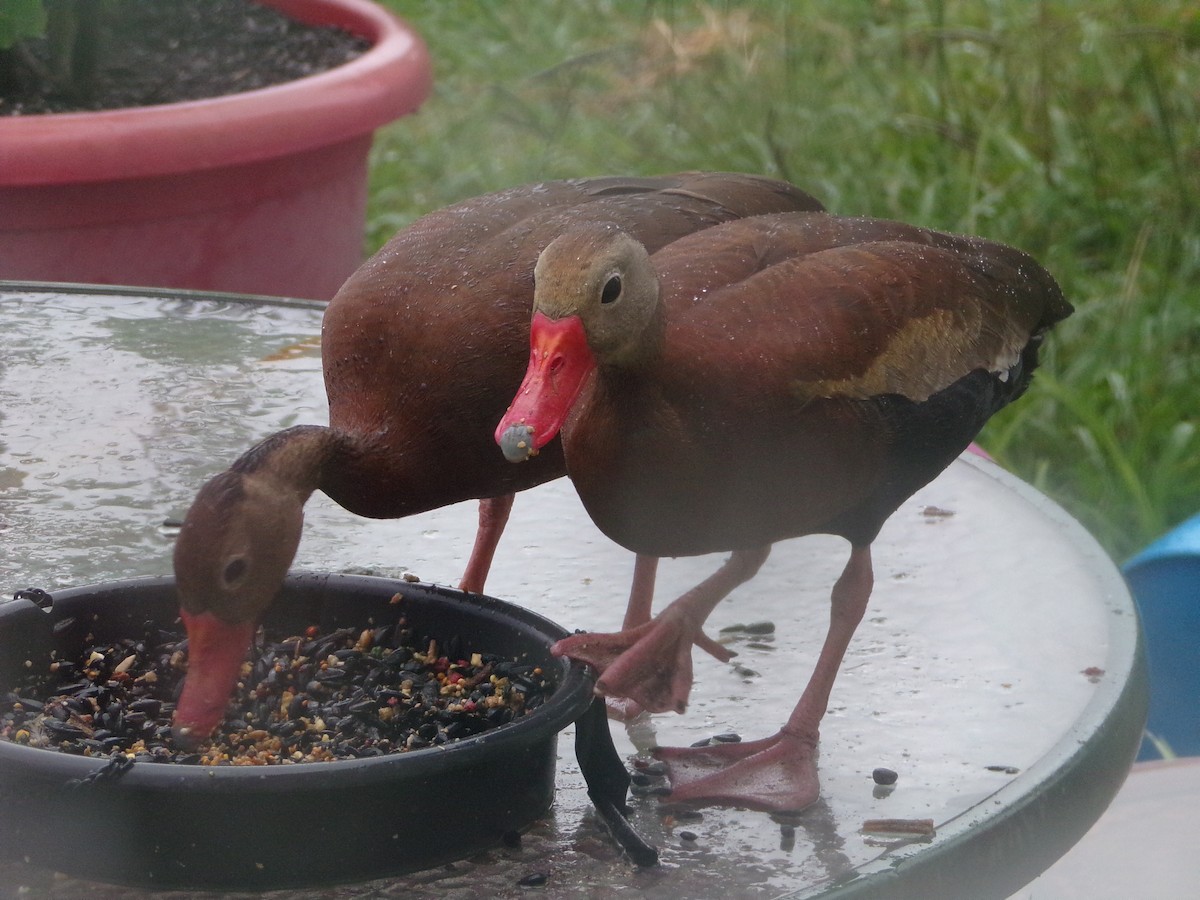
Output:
top-left (230, 424), bottom-right (340, 502)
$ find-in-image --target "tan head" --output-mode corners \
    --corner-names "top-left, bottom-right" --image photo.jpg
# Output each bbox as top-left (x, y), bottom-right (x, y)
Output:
top-left (531, 224), bottom-right (661, 367)
top-left (170, 425), bottom-right (327, 745)
top-left (496, 226), bottom-right (662, 462)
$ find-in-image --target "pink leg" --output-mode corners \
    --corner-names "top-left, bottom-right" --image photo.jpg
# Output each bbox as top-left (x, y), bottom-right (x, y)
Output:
top-left (654, 544), bottom-right (874, 813)
top-left (458, 494), bottom-right (515, 594)
top-left (622, 554), bottom-right (659, 630)
top-left (604, 554), bottom-right (662, 720)
top-left (621, 554), bottom-right (733, 662)
top-left (553, 546), bottom-right (769, 714)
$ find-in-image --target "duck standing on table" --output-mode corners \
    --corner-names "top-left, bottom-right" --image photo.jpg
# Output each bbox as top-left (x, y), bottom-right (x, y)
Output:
top-left (496, 212), bottom-right (1071, 812)
top-left (168, 173), bottom-right (826, 745)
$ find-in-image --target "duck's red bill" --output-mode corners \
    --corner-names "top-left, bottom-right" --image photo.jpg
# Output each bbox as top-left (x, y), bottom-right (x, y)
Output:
top-left (495, 312), bottom-right (594, 460)
top-left (172, 610), bottom-right (258, 747)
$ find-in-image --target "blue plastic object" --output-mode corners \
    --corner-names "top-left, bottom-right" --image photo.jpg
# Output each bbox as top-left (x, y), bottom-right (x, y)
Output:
top-left (1123, 513), bottom-right (1200, 759)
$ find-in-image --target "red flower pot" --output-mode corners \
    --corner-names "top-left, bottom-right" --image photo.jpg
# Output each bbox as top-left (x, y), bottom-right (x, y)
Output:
top-left (0, 0), bottom-right (432, 300)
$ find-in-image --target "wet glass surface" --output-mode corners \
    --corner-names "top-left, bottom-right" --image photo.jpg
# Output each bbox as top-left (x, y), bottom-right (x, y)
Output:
top-left (0, 290), bottom-right (1137, 898)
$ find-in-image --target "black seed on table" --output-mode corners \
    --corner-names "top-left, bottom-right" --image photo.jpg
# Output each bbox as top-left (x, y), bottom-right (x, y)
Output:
top-left (518, 872), bottom-right (548, 887)
top-left (630, 773), bottom-right (655, 786)
top-left (712, 732), bottom-right (741, 743)
top-left (690, 737), bottom-right (713, 748)
top-left (632, 758), bottom-right (668, 776)
top-left (719, 621), bottom-right (775, 635)
top-left (679, 830), bottom-right (698, 842)
top-left (872, 767), bottom-right (898, 785)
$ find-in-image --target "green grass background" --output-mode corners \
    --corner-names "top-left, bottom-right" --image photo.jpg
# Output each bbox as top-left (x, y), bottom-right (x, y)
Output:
top-left (368, 0), bottom-right (1199, 562)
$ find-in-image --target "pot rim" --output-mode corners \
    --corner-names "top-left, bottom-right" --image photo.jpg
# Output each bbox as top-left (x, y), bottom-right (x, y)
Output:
top-left (0, 0), bottom-right (433, 186)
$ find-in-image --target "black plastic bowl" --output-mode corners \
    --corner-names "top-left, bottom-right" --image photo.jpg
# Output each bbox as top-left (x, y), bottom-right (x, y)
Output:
top-left (0, 573), bottom-right (596, 890)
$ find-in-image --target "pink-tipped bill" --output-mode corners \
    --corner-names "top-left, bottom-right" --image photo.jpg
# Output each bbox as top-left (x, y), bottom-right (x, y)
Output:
top-left (171, 609), bottom-right (259, 748)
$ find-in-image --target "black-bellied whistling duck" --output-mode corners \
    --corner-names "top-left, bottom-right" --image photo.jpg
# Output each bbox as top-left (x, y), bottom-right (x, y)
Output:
top-left (169, 173), bottom-right (825, 745)
top-left (495, 213), bottom-right (1071, 812)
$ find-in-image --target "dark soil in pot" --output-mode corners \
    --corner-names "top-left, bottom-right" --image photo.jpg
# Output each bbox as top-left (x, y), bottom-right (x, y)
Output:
top-left (0, 0), bottom-right (369, 116)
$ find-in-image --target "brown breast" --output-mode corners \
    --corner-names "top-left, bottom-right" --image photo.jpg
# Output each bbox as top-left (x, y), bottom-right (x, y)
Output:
top-left (563, 213), bottom-right (1070, 555)
top-left (316, 174), bottom-right (826, 518)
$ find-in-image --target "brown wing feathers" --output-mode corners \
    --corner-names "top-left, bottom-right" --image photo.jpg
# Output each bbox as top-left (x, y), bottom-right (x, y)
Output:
top-left (655, 215), bottom-right (1067, 405)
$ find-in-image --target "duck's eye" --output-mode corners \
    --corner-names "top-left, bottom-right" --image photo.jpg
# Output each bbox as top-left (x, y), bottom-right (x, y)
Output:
top-left (222, 557), bottom-right (248, 587)
top-left (601, 275), bottom-right (622, 304)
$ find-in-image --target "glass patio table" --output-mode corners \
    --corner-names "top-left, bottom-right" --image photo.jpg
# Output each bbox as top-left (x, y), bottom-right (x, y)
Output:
top-left (0, 285), bottom-right (1146, 899)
